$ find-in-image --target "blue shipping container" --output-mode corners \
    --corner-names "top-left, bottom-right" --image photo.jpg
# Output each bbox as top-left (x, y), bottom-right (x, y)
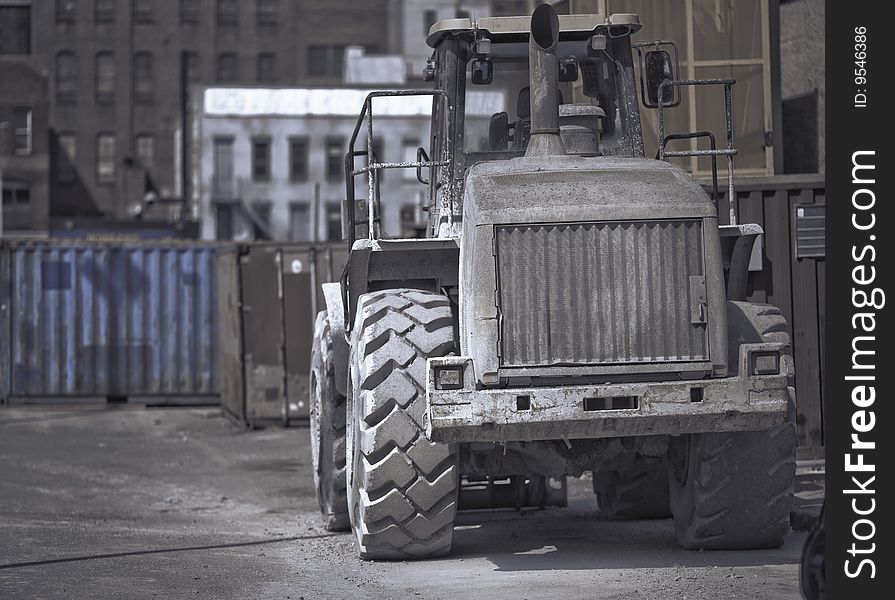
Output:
top-left (1, 241), bottom-right (218, 399)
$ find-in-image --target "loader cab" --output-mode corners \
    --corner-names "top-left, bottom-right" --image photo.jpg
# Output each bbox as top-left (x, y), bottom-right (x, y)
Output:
top-left (426, 13), bottom-right (646, 170)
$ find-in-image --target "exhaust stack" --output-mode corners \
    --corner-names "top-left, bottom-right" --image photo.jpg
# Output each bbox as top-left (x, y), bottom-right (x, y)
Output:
top-left (526, 3), bottom-right (566, 157)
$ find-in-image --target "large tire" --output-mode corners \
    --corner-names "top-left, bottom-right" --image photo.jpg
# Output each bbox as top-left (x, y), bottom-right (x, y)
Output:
top-left (346, 289), bottom-right (459, 560)
top-left (594, 462), bottom-right (671, 519)
top-left (310, 311), bottom-right (349, 531)
top-left (669, 302), bottom-right (796, 550)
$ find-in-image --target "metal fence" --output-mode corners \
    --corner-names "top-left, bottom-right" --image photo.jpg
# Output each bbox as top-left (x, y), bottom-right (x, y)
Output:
top-left (1, 240), bottom-right (219, 402)
top-left (709, 174), bottom-right (826, 449)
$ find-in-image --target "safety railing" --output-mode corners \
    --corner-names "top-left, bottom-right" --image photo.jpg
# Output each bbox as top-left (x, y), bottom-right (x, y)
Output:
top-left (657, 79), bottom-right (738, 225)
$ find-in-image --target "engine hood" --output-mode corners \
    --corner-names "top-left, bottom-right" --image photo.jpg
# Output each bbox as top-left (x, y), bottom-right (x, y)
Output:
top-left (459, 155), bottom-right (727, 386)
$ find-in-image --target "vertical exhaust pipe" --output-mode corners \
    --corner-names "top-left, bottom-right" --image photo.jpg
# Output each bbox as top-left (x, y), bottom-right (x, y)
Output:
top-left (526, 3), bottom-right (566, 157)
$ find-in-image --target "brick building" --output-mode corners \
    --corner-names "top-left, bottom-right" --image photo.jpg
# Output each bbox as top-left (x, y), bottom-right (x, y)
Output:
top-left (1, 57), bottom-right (50, 234)
top-left (2, 0), bottom-right (394, 229)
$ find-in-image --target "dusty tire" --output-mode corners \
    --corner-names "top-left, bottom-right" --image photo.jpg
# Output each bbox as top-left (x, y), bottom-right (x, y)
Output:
top-left (669, 302), bottom-right (796, 550)
top-left (594, 462), bottom-right (671, 519)
top-left (346, 289), bottom-right (459, 560)
top-left (310, 311), bottom-right (349, 531)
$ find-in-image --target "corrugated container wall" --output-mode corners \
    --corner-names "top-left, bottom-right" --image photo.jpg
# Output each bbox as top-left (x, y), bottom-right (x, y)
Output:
top-left (1, 241), bottom-right (219, 400)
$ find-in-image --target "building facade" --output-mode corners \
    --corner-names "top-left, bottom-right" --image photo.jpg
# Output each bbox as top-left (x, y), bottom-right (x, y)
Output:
top-left (2, 0), bottom-right (394, 229)
top-left (1, 56), bottom-right (50, 234)
top-left (194, 86), bottom-right (499, 242)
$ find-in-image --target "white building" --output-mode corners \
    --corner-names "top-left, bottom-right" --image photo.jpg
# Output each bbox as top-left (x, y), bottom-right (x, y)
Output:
top-left (193, 87), bottom-right (442, 242)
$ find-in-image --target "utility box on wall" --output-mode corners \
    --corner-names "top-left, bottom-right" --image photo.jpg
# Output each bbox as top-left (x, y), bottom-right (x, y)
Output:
top-left (216, 242), bottom-right (347, 428)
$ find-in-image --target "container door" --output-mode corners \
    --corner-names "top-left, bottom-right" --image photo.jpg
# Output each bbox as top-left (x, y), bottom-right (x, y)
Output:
top-left (282, 246), bottom-right (315, 421)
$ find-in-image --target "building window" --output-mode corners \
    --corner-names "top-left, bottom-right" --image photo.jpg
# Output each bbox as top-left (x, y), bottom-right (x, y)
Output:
top-left (2, 180), bottom-right (32, 231)
top-left (251, 201), bottom-right (272, 240)
top-left (12, 108), bottom-right (32, 156)
top-left (96, 133), bottom-right (116, 185)
top-left (213, 137), bottom-right (234, 197)
top-left (251, 137), bottom-right (271, 181)
top-left (56, 133), bottom-right (77, 182)
top-left (423, 9), bottom-right (438, 36)
top-left (217, 0), bottom-right (237, 25)
top-left (135, 134), bottom-right (154, 169)
top-left (133, 0), bottom-right (153, 23)
top-left (180, 0), bottom-right (198, 23)
top-left (308, 45), bottom-right (345, 78)
top-left (215, 203), bottom-right (233, 240)
top-left (257, 0), bottom-right (277, 25)
top-left (325, 137), bottom-right (344, 182)
top-left (95, 52), bottom-right (115, 103)
top-left (326, 203), bottom-right (342, 241)
top-left (57, 0), bottom-right (76, 23)
top-left (55, 51), bottom-right (78, 103)
top-left (289, 137), bottom-right (308, 182)
top-left (95, 0), bottom-right (114, 22)
top-left (256, 53), bottom-right (276, 83)
top-left (0, 5), bottom-right (32, 54)
top-left (183, 51), bottom-right (200, 83)
top-left (216, 53), bottom-right (238, 83)
top-left (289, 203), bottom-right (310, 241)
top-left (133, 51), bottom-right (154, 103)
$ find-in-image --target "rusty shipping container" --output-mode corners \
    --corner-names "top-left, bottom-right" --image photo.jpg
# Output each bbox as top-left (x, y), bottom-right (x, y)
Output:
top-left (216, 242), bottom-right (348, 428)
top-left (0, 240), bottom-right (219, 402)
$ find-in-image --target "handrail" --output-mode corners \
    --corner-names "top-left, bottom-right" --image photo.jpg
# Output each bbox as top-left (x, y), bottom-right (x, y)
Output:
top-left (344, 89), bottom-right (453, 251)
top-left (657, 78), bottom-right (738, 225)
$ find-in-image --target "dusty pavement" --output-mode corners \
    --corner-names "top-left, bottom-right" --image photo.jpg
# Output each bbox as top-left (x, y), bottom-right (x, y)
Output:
top-left (1, 406), bottom-right (808, 600)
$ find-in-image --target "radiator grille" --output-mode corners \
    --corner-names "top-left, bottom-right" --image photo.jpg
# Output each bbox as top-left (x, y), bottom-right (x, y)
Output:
top-left (495, 220), bottom-right (708, 368)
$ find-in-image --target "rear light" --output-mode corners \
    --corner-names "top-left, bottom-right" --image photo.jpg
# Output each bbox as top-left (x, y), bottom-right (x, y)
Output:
top-left (751, 351), bottom-right (780, 376)
top-left (434, 366), bottom-right (464, 390)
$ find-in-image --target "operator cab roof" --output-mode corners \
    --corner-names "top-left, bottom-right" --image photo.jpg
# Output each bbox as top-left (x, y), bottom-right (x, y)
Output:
top-left (426, 13), bottom-right (641, 47)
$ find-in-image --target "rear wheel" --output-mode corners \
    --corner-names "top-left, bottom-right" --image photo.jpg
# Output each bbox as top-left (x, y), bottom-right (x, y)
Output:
top-left (669, 302), bottom-right (796, 550)
top-left (594, 462), bottom-right (671, 519)
top-left (310, 311), bottom-right (349, 531)
top-left (346, 289), bottom-right (459, 560)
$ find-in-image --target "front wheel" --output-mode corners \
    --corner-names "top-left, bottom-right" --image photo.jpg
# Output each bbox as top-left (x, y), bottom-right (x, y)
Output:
top-left (346, 289), bottom-right (460, 560)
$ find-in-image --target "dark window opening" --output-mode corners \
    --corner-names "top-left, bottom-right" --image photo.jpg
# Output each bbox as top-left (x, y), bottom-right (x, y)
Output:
top-left (217, 0), bottom-right (237, 25)
top-left (2, 182), bottom-right (32, 231)
top-left (257, 0), bottom-right (278, 25)
top-left (252, 137), bottom-right (271, 180)
top-left (133, 0), bottom-right (153, 24)
top-left (215, 203), bottom-right (233, 240)
top-left (12, 108), bottom-right (32, 156)
top-left (56, 133), bottom-right (77, 183)
top-left (289, 137), bottom-right (308, 182)
top-left (216, 52), bottom-right (238, 82)
top-left (256, 53), bottom-right (276, 83)
top-left (289, 203), bottom-right (310, 241)
top-left (56, 51), bottom-right (78, 103)
top-left (95, 0), bottom-right (114, 22)
top-left (133, 51), bottom-right (154, 103)
top-left (251, 201), bottom-right (272, 240)
top-left (0, 6), bottom-right (32, 54)
top-left (308, 45), bottom-right (345, 78)
top-left (326, 203), bottom-right (342, 241)
top-left (96, 133), bottom-right (116, 185)
top-left (95, 51), bottom-right (115, 103)
top-left (180, 0), bottom-right (199, 23)
top-left (325, 137), bottom-right (344, 182)
top-left (56, 0), bottom-right (76, 23)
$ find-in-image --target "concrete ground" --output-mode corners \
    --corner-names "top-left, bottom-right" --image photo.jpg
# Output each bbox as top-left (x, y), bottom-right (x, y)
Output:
top-left (0, 406), bottom-right (816, 600)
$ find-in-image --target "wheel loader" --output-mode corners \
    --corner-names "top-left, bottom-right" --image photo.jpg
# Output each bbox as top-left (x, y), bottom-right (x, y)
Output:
top-left (309, 4), bottom-right (796, 560)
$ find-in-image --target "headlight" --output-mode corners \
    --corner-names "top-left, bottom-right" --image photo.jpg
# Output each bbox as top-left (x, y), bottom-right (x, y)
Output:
top-left (434, 366), bottom-right (464, 390)
top-left (751, 351), bottom-right (780, 376)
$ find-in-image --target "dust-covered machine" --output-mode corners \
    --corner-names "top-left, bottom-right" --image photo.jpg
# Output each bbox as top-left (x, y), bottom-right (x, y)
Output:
top-left (309, 4), bottom-right (795, 560)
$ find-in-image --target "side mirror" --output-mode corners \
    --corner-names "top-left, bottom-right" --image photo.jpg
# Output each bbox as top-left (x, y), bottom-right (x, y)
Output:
top-left (641, 49), bottom-right (680, 108)
top-left (471, 58), bottom-right (493, 85)
top-left (558, 58), bottom-right (579, 83)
